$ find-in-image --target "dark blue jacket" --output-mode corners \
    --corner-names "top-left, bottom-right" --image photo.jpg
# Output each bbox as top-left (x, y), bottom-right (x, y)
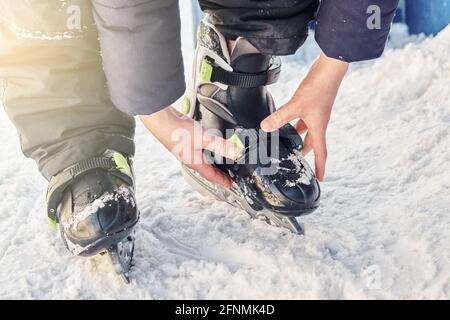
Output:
top-left (316, 0), bottom-right (400, 62)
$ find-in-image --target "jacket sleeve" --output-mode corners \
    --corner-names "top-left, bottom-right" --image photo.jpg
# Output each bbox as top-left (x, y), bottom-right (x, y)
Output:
top-left (91, 0), bottom-right (185, 115)
top-left (315, 0), bottom-right (399, 63)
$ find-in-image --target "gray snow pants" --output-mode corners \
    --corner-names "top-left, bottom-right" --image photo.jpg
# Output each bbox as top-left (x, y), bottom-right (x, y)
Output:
top-left (0, 0), bottom-right (184, 180)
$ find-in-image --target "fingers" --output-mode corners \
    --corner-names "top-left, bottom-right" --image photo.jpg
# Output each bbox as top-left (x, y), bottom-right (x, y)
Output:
top-left (200, 164), bottom-right (233, 188)
top-left (189, 161), bottom-right (233, 188)
top-left (185, 129), bottom-right (236, 188)
top-left (261, 101), bottom-right (297, 132)
top-left (301, 132), bottom-right (313, 156)
top-left (295, 119), bottom-right (308, 135)
top-left (202, 133), bottom-right (241, 160)
top-left (314, 133), bottom-right (327, 182)
top-left (301, 131), bottom-right (327, 182)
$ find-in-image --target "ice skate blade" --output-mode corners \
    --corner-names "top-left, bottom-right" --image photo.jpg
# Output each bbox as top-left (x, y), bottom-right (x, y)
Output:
top-left (182, 165), bottom-right (304, 235)
top-left (108, 233), bottom-right (135, 284)
top-left (256, 211), bottom-right (304, 235)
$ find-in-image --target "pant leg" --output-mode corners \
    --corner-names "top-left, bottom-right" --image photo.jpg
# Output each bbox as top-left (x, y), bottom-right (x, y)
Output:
top-left (198, 0), bottom-right (319, 55)
top-left (91, 0), bottom-right (185, 116)
top-left (0, 0), bottom-right (135, 180)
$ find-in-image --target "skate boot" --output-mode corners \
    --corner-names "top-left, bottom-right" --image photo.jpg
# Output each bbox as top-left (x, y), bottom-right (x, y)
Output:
top-left (46, 150), bottom-right (139, 282)
top-left (181, 18), bottom-right (320, 234)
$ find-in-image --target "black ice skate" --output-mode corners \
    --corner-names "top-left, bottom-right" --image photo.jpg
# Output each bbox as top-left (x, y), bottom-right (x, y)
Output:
top-left (46, 150), bottom-right (139, 283)
top-left (182, 18), bottom-right (320, 234)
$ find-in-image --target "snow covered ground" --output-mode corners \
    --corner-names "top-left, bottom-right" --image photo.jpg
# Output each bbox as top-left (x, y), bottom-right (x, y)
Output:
top-left (0, 3), bottom-right (449, 299)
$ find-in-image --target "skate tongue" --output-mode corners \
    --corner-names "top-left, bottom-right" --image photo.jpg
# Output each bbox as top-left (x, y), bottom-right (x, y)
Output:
top-left (230, 38), bottom-right (271, 73)
top-left (230, 38), bottom-right (259, 59)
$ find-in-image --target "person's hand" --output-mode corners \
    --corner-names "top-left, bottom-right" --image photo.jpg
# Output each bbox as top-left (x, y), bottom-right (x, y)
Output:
top-left (260, 53), bottom-right (349, 181)
top-left (140, 106), bottom-right (241, 188)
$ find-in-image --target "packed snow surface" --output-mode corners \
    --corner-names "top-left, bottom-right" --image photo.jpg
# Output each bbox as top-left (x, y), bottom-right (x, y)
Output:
top-left (0, 3), bottom-right (448, 299)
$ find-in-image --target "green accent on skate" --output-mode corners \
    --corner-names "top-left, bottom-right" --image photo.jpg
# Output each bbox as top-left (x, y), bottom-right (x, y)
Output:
top-left (200, 59), bottom-right (213, 82)
top-left (48, 218), bottom-right (58, 231)
top-left (181, 96), bottom-right (190, 115)
top-left (113, 152), bottom-right (132, 178)
top-left (229, 134), bottom-right (245, 152)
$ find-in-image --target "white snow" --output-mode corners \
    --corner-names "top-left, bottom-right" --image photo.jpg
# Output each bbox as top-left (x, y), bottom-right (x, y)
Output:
top-left (0, 3), bottom-right (449, 299)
